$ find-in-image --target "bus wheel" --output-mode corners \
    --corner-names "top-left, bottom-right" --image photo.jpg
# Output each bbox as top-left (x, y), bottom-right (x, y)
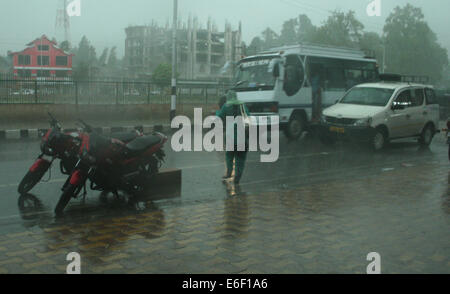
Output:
top-left (285, 113), bottom-right (305, 140)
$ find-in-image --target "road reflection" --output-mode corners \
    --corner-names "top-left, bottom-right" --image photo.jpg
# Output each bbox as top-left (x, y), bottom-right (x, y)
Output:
top-left (17, 192), bottom-right (168, 267)
top-left (220, 181), bottom-right (250, 241)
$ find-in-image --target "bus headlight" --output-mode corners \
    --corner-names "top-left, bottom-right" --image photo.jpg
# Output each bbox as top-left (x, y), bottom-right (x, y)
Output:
top-left (354, 117), bottom-right (372, 127)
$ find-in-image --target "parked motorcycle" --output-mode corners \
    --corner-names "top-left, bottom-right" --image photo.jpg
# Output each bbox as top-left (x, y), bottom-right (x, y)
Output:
top-left (18, 113), bottom-right (143, 195)
top-left (17, 113), bottom-right (81, 194)
top-left (55, 120), bottom-right (167, 215)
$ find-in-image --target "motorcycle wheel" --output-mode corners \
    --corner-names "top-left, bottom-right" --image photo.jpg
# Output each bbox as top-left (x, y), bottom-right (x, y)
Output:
top-left (18, 168), bottom-right (48, 195)
top-left (148, 156), bottom-right (159, 176)
top-left (55, 184), bottom-right (77, 216)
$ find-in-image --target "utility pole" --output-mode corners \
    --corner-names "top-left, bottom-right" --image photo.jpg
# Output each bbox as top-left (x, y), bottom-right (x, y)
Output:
top-left (170, 0), bottom-right (178, 121)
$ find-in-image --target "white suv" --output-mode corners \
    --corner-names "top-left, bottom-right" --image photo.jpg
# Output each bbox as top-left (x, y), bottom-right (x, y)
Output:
top-left (320, 82), bottom-right (440, 150)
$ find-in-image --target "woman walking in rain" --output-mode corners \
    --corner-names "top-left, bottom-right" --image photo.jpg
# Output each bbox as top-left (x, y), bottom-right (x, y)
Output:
top-left (216, 91), bottom-right (250, 184)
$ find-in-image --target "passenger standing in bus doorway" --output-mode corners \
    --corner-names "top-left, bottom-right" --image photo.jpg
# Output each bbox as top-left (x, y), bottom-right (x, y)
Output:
top-left (216, 91), bottom-right (250, 184)
top-left (311, 66), bottom-right (323, 122)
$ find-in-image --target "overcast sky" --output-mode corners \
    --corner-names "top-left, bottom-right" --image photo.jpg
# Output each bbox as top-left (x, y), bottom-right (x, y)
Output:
top-left (0, 0), bottom-right (449, 57)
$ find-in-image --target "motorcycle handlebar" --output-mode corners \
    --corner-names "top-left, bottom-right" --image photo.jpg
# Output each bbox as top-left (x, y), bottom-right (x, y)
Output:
top-left (48, 112), bottom-right (60, 128)
top-left (77, 119), bottom-right (93, 133)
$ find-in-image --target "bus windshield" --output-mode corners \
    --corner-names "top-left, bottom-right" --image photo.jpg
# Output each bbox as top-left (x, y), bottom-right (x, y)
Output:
top-left (340, 87), bottom-right (394, 106)
top-left (234, 58), bottom-right (276, 91)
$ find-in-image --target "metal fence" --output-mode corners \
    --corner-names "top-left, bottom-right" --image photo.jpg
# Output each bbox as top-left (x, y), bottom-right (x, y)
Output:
top-left (0, 78), bottom-right (232, 106)
top-left (1, 77), bottom-right (449, 119)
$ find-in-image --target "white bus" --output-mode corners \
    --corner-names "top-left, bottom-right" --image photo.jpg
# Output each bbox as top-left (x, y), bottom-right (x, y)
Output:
top-left (233, 43), bottom-right (379, 139)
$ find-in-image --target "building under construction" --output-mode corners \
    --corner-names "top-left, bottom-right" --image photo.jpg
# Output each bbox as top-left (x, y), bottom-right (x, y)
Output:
top-left (124, 17), bottom-right (242, 80)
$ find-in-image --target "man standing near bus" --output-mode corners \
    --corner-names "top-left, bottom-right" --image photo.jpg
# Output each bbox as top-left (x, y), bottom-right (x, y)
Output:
top-left (215, 91), bottom-right (250, 184)
top-left (311, 66), bottom-right (323, 122)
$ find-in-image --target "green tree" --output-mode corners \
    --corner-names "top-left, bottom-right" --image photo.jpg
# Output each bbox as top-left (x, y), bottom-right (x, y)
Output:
top-left (261, 27), bottom-right (280, 49)
top-left (152, 63), bottom-right (172, 86)
top-left (297, 14), bottom-right (317, 43)
top-left (107, 46), bottom-right (118, 68)
top-left (98, 48), bottom-right (109, 66)
top-left (359, 32), bottom-right (384, 64)
top-left (72, 36), bottom-right (90, 80)
top-left (247, 37), bottom-right (264, 56)
top-left (88, 46), bottom-right (97, 65)
top-left (280, 18), bottom-right (298, 46)
top-left (73, 36), bottom-right (90, 66)
top-left (311, 10), bottom-right (364, 48)
top-left (59, 40), bottom-right (71, 52)
top-left (0, 55), bottom-right (11, 75)
top-left (383, 4), bottom-right (448, 81)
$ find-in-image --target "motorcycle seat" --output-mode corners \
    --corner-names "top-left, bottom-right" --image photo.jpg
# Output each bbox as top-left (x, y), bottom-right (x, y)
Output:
top-left (126, 135), bottom-right (161, 153)
top-left (110, 132), bottom-right (137, 143)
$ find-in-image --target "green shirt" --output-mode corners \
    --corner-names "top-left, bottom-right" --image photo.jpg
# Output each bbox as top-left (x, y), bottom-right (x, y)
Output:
top-left (216, 102), bottom-right (250, 146)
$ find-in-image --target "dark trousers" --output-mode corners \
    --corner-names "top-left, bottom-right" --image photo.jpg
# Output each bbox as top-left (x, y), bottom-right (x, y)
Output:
top-left (225, 150), bottom-right (248, 180)
top-left (312, 89), bottom-right (322, 120)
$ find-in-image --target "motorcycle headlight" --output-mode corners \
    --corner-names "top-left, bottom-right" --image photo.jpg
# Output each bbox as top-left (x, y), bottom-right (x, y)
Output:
top-left (353, 117), bottom-right (372, 127)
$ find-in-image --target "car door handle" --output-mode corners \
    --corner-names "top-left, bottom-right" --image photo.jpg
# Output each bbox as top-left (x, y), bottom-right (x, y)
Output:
top-left (406, 114), bottom-right (411, 119)
top-left (423, 111), bottom-right (428, 115)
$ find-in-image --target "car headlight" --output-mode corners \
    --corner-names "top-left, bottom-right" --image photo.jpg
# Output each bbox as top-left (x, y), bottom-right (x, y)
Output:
top-left (353, 117), bottom-right (372, 127)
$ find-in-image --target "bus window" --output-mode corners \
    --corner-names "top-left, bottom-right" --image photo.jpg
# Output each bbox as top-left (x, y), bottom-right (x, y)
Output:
top-left (345, 69), bottom-right (363, 90)
top-left (283, 55), bottom-right (305, 96)
top-left (362, 70), bottom-right (377, 83)
top-left (306, 57), bottom-right (378, 91)
top-left (325, 67), bottom-right (346, 90)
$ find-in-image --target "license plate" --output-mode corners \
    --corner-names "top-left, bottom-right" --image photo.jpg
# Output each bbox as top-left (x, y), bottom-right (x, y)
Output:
top-left (330, 126), bottom-right (345, 134)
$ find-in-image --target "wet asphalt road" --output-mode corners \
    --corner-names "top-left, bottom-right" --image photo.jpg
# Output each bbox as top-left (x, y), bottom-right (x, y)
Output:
top-left (0, 131), bottom-right (449, 273)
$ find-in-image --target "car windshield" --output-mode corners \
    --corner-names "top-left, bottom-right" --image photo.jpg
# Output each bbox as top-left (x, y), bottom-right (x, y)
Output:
top-left (234, 58), bottom-right (276, 91)
top-left (340, 87), bottom-right (394, 106)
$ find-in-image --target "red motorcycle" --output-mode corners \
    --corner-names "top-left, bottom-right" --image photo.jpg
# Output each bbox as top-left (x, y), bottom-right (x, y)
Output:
top-left (55, 120), bottom-right (167, 215)
top-left (18, 113), bottom-right (143, 195)
top-left (18, 113), bottom-right (81, 194)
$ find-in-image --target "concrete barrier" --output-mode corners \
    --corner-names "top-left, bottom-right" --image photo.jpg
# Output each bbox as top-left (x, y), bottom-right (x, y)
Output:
top-left (0, 103), bottom-right (170, 126)
top-left (0, 124), bottom-right (172, 140)
top-left (28, 129), bottom-right (39, 139)
top-left (0, 103), bottom-right (215, 128)
top-left (142, 168), bottom-right (182, 201)
top-left (5, 129), bottom-right (20, 139)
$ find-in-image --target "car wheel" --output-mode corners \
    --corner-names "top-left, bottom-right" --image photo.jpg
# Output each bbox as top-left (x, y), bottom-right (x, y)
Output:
top-left (419, 124), bottom-right (434, 146)
top-left (284, 114), bottom-right (305, 140)
top-left (372, 128), bottom-right (387, 151)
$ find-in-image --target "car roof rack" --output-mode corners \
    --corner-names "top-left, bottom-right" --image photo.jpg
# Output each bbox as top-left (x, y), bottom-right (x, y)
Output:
top-left (380, 73), bottom-right (430, 84)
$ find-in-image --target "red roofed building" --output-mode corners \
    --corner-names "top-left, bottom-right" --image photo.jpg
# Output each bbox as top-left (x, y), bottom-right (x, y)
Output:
top-left (9, 35), bottom-right (74, 80)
